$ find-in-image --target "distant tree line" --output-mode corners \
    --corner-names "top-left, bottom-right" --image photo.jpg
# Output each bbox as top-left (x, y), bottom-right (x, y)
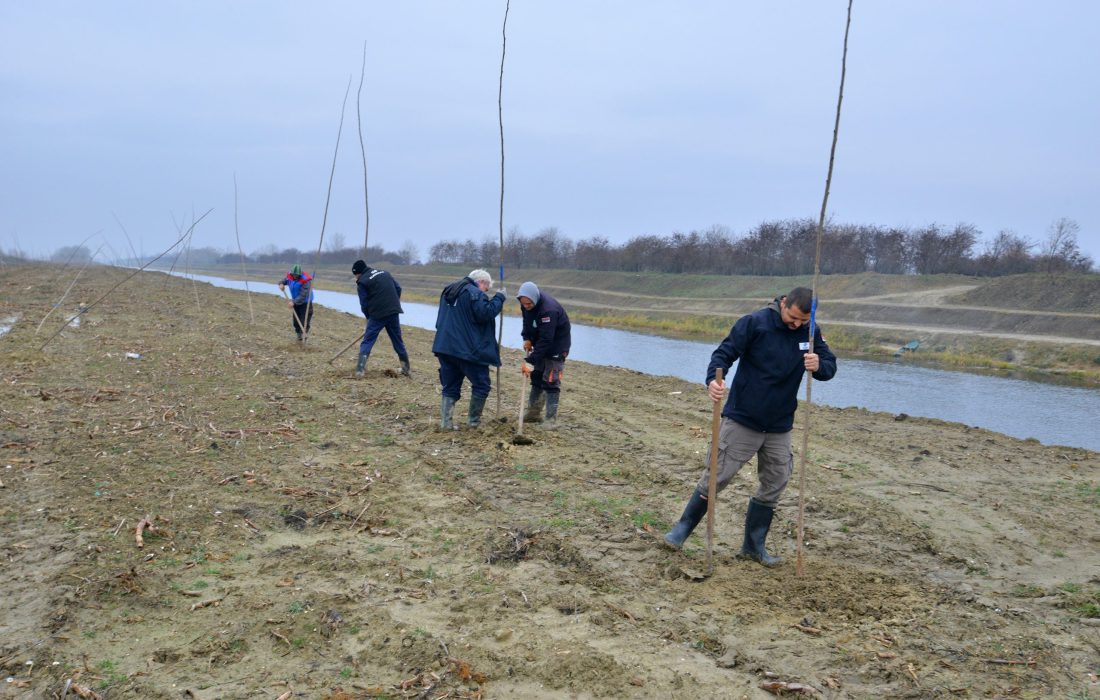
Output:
top-left (428, 218), bottom-right (1094, 276)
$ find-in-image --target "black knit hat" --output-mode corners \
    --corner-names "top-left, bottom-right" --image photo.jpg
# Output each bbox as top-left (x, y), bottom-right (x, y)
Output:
top-left (351, 260), bottom-right (367, 275)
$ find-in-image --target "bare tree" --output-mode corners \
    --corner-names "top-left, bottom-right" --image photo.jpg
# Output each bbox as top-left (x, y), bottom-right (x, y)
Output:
top-left (327, 232), bottom-right (347, 252)
top-left (1038, 217), bottom-right (1090, 273)
top-left (398, 240), bottom-right (420, 265)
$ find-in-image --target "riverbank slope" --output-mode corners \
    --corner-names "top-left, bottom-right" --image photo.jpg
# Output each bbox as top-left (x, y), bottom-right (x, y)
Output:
top-left (2, 267), bottom-right (1098, 698)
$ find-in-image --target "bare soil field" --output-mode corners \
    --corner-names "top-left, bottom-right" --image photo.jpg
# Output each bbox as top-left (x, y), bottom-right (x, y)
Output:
top-left (1, 267), bottom-right (1098, 699)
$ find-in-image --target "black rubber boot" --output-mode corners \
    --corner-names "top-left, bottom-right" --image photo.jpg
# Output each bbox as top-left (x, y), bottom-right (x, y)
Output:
top-left (467, 395), bottom-right (487, 428)
top-left (737, 498), bottom-right (783, 567)
top-left (399, 356), bottom-right (411, 377)
top-left (440, 396), bottom-right (456, 430)
top-left (355, 352), bottom-right (369, 377)
top-left (524, 386), bottom-right (545, 423)
top-left (663, 490), bottom-right (708, 549)
top-left (544, 391), bottom-right (560, 429)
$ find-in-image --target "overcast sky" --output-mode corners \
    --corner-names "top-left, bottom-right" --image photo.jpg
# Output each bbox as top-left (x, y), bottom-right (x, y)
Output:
top-left (3, 1), bottom-right (1098, 265)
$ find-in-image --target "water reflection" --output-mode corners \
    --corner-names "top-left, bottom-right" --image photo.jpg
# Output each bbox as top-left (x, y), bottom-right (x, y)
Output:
top-left (183, 273), bottom-right (1100, 451)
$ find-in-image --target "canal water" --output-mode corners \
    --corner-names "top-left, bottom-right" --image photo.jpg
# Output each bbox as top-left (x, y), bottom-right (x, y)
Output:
top-left (185, 273), bottom-right (1100, 452)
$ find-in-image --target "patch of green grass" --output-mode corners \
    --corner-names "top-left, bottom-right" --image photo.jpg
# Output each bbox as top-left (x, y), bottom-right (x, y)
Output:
top-left (1073, 481), bottom-right (1100, 505)
top-left (291, 637), bottom-right (306, 649)
top-left (339, 667), bottom-right (354, 679)
top-left (545, 516), bottom-right (576, 529)
top-left (1011, 584), bottom-right (1045, 597)
top-left (587, 495), bottom-right (635, 519)
top-left (191, 579), bottom-right (210, 589)
top-left (288, 600), bottom-right (306, 614)
top-left (1060, 582), bottom-right (1082, 593)
top-left (514, 464), bottom-right (544, 481)
top-left (1074, 602), bottom-right (1100, 618)
top-left (95, 660), bottom-right (127, 688)
top-left (630, 510), bottom-right (665, 530)
top-left (231, 552), bottom-right (249, 562)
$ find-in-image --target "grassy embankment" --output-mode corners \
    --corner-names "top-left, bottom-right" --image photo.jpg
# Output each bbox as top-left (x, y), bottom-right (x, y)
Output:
top-left (191, 262), bottom-right (1100, 386)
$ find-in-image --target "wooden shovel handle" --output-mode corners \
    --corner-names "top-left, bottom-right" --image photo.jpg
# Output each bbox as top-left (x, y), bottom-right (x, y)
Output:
top-left (705, 368), bottom-right (724, 573)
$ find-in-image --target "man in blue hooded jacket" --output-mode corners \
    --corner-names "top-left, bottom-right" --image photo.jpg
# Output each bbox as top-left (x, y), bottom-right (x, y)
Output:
top-left (431, 269), bottom-right (506, 429)
top-left (663, 287), bottom-right (837, 566)
top-left (351, 259), bottom-right (409, 378)
top-left (516, 281), bottom-right (571, 428)
top-left (277, 264), bottom-right (313, 341)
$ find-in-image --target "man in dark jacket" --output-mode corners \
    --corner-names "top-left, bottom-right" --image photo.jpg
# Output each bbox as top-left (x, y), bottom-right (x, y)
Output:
top-left (277, 264), bottom-right (313, 341)
top-left (431, 269), bottom-right (506, 429)
top-left (351, 260), bottom-right (409, 378)
top-left (663, 287), bottom-right (837, 566)
top-left (516, 281), bottom-right (571, 428)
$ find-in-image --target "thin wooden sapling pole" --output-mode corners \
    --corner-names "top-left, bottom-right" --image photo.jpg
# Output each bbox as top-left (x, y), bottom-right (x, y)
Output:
top-left (796, 0), bottom-right (853, 578)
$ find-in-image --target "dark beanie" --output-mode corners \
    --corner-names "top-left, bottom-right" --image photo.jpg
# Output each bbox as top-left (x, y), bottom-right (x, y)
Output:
top-left (351, 260), bottom-right (367, 275)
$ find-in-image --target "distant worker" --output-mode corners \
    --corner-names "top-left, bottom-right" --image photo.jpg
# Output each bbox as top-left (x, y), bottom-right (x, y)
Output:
top-left (663, 287), bottom-right (837, 566)
top-left (516, 282), bottom-right (571, 428)
top-left (431, 269), bottom-right (506, 429)
top-left (278, 264), bottom-right (314, 341)
top-left (351, 259), bottom-right (410, 378)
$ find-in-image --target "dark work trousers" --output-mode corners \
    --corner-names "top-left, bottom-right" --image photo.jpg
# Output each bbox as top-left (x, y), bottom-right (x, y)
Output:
top-left (360, 314), bottom-right (408, 359)
top-left (529, 356), bottom-right (566, 395)
top-left (437, 353), bottom-right (491, 401)
top-left (291, 303), bottom-right (313, 338)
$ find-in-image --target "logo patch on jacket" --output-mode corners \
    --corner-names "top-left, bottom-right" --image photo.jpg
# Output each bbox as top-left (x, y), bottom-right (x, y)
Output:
top-left (540, 316), bottom-right (551, 323)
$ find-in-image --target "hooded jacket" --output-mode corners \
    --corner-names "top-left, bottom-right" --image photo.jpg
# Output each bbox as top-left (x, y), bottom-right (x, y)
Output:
top-left (432, 277), bottom-right (505, 366)
top-left (281, 271), bottom-right (314, 305)
top-left (706, 298), bottom-right (837, 433)
top-left (356, 267), bottom-right (403, 319)
top-left (519, 289), bottom-right (571, 365)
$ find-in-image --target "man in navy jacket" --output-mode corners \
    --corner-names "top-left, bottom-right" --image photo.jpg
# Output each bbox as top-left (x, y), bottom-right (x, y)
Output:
top-left (516, 281), bottom-right (571, 428)
top-left (431, 269), bottom-right (506, 429)
top-left (351, 260), bottom-right (409, 378)
top-left (664, 287), bottom-right (837, 566)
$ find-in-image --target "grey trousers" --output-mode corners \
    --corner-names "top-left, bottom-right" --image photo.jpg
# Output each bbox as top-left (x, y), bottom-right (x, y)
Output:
top-left (694, 417), bottom-right (793, 508)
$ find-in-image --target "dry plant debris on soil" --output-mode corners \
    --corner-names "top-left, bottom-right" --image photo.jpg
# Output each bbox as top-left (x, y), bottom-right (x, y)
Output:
top-left (1, 265), bottom-right (1098, 699)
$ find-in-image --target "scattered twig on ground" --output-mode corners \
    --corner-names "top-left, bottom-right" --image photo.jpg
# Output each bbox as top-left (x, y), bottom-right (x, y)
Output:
top-left (606, 602), bottom-right (636, 622)
top-left (792, 623), bottom-right (823, 635)
top-left (67, 681), bottom-right (104, 700)
top-left (190, 597), bottom-right (225, 612)
top-left (135, 515), bottom-right (155, 548)
top-left (759, 680), bottom-right (820, 696)
top-left (270, 630), bottom-right (292, 647)
top-left (982, 657), bottom-right (1036, 666)
top-left (350, 501), bottom-right (372, 529)
top-left (111, 518), bottom-right (126, 537)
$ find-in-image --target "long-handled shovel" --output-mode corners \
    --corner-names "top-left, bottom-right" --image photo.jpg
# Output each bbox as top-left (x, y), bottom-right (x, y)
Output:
top-left (328, 332), bottom-right (365, 365)
top-left (512, 363), bottom-right (534, 445)
top-left (281, 287), bottom-right (307, 341)
top-left (705, 368), bottom-right (724, 575)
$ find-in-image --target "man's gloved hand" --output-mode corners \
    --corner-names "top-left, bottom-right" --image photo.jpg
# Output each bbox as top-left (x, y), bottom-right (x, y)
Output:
top-left (498, 286), bottom-right (506, 297)
top-left (523, 340), bottom-right (533, 353)
top-left (521, 362), bottom-right (534, 377)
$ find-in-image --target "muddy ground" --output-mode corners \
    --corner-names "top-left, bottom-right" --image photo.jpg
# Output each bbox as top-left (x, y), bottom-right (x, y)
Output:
top-left (1, 266), bottom-right (1098, 699)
